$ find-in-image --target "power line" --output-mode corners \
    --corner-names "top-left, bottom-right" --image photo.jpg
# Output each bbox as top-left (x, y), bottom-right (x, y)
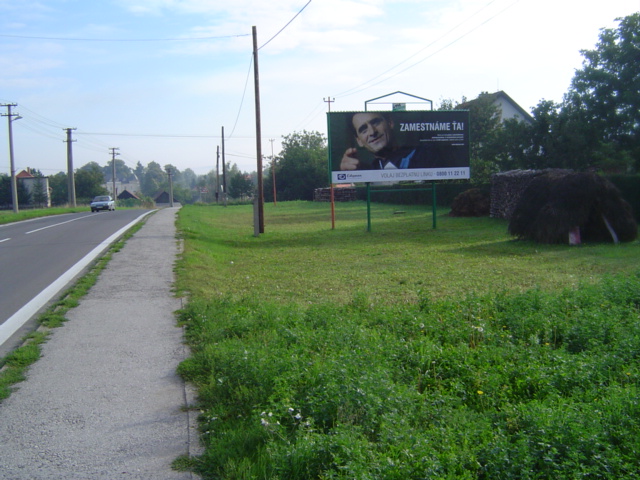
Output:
top-left (228, 56), bottom-right (255, 140)
top-left (75, 132), bottom-right (233, 138)
top-left (259, 0), bottom-right (312, 50)
top-left (0, 33), bottom-right (250, 42)
top-left (335, 0), bottom-right (522, 99)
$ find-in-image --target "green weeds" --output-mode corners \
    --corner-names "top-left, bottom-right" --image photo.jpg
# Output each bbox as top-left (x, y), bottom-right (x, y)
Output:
top-left (178, 278), bottom-right (640, 479)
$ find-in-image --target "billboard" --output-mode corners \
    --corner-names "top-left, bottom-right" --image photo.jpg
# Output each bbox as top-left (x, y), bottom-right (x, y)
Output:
top-left (328, 110), bottom-right (470, 184)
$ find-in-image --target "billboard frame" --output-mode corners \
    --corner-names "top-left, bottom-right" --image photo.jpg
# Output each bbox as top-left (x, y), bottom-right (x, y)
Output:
top-left (327, 92), bottom-right (468, 231)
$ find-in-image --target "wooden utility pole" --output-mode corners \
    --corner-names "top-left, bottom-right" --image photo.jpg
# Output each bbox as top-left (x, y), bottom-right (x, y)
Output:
top-left (64, 128), bottom-right (77, 206)
top-left (253, 26), bottom-right (265, 234)
top-left (323, 96), bottom-right (335, 112)
top-left (221, 127), bottom-right (227, 206)
top-left (324, 97), bottom-right (336, 229)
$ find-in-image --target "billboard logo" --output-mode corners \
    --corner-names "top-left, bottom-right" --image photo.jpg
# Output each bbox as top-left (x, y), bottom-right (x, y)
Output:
top-left (338, 174), bottom-right (347, 180)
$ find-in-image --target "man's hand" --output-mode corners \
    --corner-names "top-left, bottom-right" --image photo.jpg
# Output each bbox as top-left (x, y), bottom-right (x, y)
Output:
top-left (340, 148), bottom-right (360, 170)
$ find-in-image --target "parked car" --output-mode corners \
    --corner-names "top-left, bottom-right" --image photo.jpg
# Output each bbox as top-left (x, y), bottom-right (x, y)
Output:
top-left (90, 195), bottom-right (115, 212)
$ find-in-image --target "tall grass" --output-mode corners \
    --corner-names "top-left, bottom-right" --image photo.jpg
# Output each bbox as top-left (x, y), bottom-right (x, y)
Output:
top-left (0, 206), bottom-right (88, 225)
top-left (175, 202), bottom-right (640, 479)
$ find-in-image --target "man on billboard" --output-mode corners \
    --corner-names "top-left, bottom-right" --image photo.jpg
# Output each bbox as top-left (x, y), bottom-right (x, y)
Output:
top-left (341, 112), bottom-right (433, 171)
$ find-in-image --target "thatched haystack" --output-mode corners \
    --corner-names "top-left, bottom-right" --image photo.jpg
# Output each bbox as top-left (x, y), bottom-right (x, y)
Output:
top-left (449, 188), bottom-right (490, 217)
top-left (490, 169), bottom-right (573, 219)
top-left (508, 171), bottom-right (638, 244)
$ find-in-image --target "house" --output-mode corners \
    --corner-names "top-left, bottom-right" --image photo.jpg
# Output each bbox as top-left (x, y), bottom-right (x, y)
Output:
top-left (153, 190), bottom-right (176, 206)
top-left (104, 179), bottom-right (141, 198)
top-left (118, 189), bottom-right (141, 201)
top-left (17, 169), bottom-right (51, 207)
top-left (458, 91), bottom-right (533, 125)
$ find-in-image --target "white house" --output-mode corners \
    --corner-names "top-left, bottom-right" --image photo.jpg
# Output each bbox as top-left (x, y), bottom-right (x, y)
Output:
top-left (459, 91), bottom-right (533, 125)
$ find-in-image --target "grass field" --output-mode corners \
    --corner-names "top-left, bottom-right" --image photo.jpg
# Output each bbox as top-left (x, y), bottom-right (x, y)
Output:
top-left (0, 206), bottom-right (88, 225)
top-left (175, 201), bottom-right (640, 304)
top-left (174, 202), bottom-right (640, 479)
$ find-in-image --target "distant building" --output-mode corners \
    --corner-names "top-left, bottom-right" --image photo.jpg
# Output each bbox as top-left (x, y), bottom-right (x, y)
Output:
top-left (153, 190), bottom-right (177, 206)
top-left (458, 91), bottom-right (533, 125)
top-left (17, 169), bottom-right (51, 207)
top-left (117, 189), bottom-right (141, 201)
top-left (104, 180), bottom-right (141, 198)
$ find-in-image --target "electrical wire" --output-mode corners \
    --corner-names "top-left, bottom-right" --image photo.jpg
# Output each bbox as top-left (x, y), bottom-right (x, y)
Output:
top-left (228, 56), bottom-right (255, 140)
top-left (259, 0), bottom-right (312, 50)
top-left (335, 0), bottom-right (522, 99)
top-left (0, 33), bottom-right (250, 42)
top-left (226, 0), bottom-right (314, 142)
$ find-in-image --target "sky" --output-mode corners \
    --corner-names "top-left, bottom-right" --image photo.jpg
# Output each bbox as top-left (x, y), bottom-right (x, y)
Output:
top-left (0, 0), bottom-right (638, 177)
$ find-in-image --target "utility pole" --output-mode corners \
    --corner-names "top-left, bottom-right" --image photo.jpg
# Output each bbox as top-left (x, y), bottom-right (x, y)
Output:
top-left (269, 138), bottom-right (276, 206)
top-left (166, 166), bottom-right (174, 207)
top-left (109, 147), bottom-right (119, 202)
top-left (323, 96), bottom-right (335, 112)
top-left (2, 103), bottom-right (20, 213)
top-left (251, 26), bottom-right (264, 233)
top-left (64, 128), bottom-right (77, 207)
top-left (216, 145), bottom-right (220, 204)
top-left (253, 25), bottom-right (265, 234)
top-left (221, 126), bottom-right (227, 206)
top-left (324, 97), bottom-right (336, 229)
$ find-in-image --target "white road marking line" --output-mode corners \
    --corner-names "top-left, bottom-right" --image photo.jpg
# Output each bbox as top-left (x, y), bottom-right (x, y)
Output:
top-left (0, 211), bottom-right (155, 347)
top-left (26, 214), bottom-right (94, 234)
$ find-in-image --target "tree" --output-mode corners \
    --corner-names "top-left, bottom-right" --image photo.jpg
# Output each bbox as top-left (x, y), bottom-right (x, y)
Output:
top-left (134, 161), bottom-right (145, 183)
top-left (440, 94), bottom-right (502, 183)
top-left (49, 172), bottom-right (68, 205)
top-left (228, 170), bottom-right (254, 200)
top-left (181, 168), bottom-right (197, 189)
top-left (0, 174), bottom-right (11, 206)
top-left (75, 163), bottom-right (108, 200)
top-left (264, 130), bottom-right (328, 201)
top-left (31, 178), bottom-right (48, 207)
top-left (103, 159), bottom-right (134, 182)
top-left (566, 13), bottom-right (640, 172)
top-left (140, 161), bottom-right (167, 197)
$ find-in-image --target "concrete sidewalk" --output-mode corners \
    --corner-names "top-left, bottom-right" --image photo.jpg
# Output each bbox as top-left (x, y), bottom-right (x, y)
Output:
top-left (0, 207), bottom-right (199, 479)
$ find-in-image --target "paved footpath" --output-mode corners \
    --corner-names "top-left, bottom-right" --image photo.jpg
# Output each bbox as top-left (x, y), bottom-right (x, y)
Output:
top-left (0, 207), bottom-right (199, 479)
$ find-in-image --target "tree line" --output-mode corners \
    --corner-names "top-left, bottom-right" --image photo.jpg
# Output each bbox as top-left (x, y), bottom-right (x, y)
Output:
top-left (0, 158), bottom-right (258, 207)
top-left (263, 13), bottom-right (640, 200)
top-left (3, 14), bottom-right (637, 207)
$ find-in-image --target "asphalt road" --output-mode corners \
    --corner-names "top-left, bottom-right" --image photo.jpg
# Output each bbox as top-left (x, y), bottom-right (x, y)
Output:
top-left (0, 207), bottom-right (198, 479)
top-left (0, 209), bottom-right (153, 355)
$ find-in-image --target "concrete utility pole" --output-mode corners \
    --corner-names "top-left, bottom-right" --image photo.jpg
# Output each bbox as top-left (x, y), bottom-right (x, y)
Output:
top-left (2, 103), bottom-right (20, 213)
top-left (216, 145), bottom-right (220, 204)
top-left (270, 138), bottom-right (277, 206)
top-left (165, 167), bottom-right (174, 207)
top-left (109, 147), bottom-right (119, 202)
top-left (64, 128), bottom-right (77, 207)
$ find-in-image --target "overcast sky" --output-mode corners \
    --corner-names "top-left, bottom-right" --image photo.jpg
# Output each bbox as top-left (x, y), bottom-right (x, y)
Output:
top-left (0, 0), bottom-right (638, 176)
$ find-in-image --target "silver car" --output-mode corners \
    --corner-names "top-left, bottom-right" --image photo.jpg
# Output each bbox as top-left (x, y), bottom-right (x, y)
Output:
top-left (90, 195), bottom-right (115, 212)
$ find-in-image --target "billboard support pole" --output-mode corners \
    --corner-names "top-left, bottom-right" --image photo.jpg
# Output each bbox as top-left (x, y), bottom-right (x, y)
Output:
top-left (326, 109), bottom-right (337, 230)
top-left (432, 181), bottom-right (437, 229)
top-left (366, 183), bottom-right (372, 232)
